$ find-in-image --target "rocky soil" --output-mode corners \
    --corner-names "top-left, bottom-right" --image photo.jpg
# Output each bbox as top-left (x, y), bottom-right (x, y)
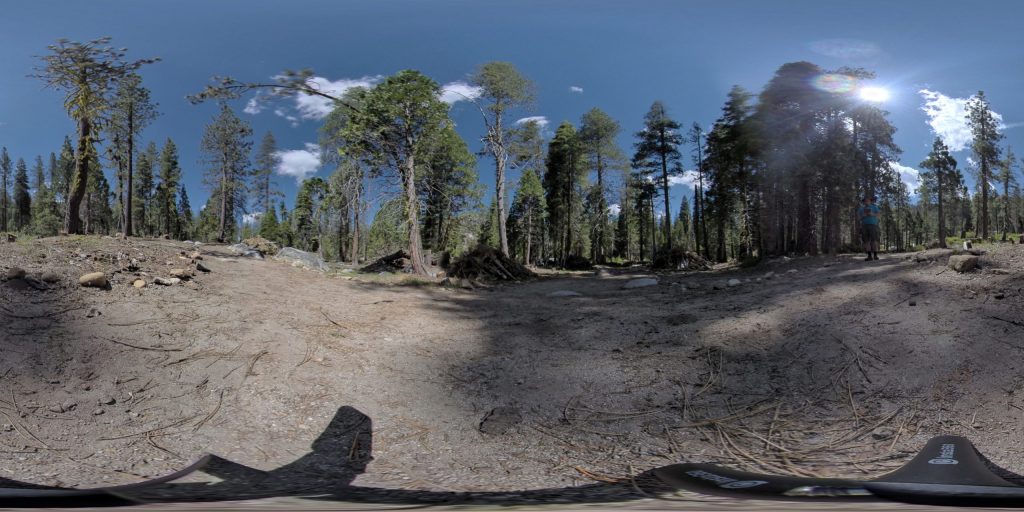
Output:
top-left (1, 236), bottom-right (1024, 506)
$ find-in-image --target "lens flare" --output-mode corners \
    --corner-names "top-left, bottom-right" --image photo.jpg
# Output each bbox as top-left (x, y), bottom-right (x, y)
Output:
top-left (859, 86), bottom-right (890, 102)
top-left (811, 73), bottom-right (856, 94)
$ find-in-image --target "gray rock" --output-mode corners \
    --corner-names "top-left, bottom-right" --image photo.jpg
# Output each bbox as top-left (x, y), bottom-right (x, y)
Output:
top-left (6, 267), bottom-right (26, 280)
top-left (93, 408), bottom-right (104, 416)
top-left (228, 244), bottom-right (264, 259)
top-left (153, 277), bottom-right (181, 286)
top-left (786, 269), bottom-right (798, 274)
top-left (479, 406), bottom-right (522, 435)
top-left (61, 400), bottom-right (77, 412)
top-left (1, 423), bottom-right (13, 432)
top-left (727, 278), bottom-right (741, 287)
top-left (948, 255), bottom-right (979, 273)
top-left (623, 277), bottom-right (658, 289)
top-left (168, 268), bottom-right (193, 279)
top-left (40, 272), bottom-right (61, 283)
top-left (195, 262), bottom-right (211, 273)
top-left (99, 397), bottom-right (116, 405)
top-left (547, 290), bottom-right (582, 297)
top-left (78, 272), bottom-right (107, 288)
top-left (273, 247), bottom-right (326, 271)
top-left (763, 271), bottom-right (775, 279)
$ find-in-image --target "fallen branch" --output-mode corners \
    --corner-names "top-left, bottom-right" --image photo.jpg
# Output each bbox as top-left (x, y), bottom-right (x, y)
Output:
top-left (100, 337), bottom-right (183, 352)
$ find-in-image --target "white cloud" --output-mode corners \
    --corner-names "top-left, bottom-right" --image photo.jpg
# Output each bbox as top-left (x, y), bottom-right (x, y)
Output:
top-left (889, 161), bottom-right (920, 192)
top-left (241, 212), bottom-right (262, 225)
top-left (608, 203), bottom-right (621, 216)
top-left (243, 96), bottom-right (263, 115)
top-left (569, 85), bottom-right (584, 93)
top-left (439, 81), bottom-right (483, 104)
top-left (515, 116), bottom-right (549, 129)
top-left (919, 89), bottom-right (1003, 152)
top-left (668, 170), bottom-right (700, 188)
top-left (290, 75), bottom-right (382, 120)
top-left (275, 143), bottom-right (322, 183)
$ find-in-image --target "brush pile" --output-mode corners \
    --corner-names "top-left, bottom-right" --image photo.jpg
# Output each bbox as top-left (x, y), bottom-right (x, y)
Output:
top-left (447, 246), bottom-right (534, 281)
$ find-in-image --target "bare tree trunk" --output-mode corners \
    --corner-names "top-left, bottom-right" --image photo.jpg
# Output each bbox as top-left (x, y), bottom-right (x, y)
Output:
top-left (350, 184), bottom-right (360, 265)
top-left (659, 129), bottom-right (672, 253)
top-left (218, 150), bottom-right (229, 243)
top-left (402, 151), bottom-right (427, 275)
top-left (981, 162), bottom-right (989, 239)
top-left (125, 103), bottom-right (135, 237)
top-left (525, 208), bottom-right (532, 266)
top-left (494, 112), bottom-right (510, 257)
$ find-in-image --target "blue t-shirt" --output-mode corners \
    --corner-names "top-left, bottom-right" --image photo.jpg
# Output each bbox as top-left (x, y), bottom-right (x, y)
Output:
top-left (858, 203), bottom-right (880, 225)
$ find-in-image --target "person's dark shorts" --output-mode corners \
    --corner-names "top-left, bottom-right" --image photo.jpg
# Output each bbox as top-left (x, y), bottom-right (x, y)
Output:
top-left (862, 223), bottom-right (880, 244)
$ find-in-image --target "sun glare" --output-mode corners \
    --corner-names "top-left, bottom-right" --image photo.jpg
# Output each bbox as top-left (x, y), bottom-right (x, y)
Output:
top-left (859, 86), bottom-right (890, 102)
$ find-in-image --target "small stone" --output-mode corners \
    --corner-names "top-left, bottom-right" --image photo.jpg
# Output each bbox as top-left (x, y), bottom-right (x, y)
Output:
top-left (188, 251), bottom-right (203, 260)
top-left (93, 408), bottom-right (104, 416)
top-left (909, 300), bottom-right (917, 306)
top-left (6, 267), bottom-right (27, 280)
top-left (727, 278), bottom-right (741, 287)
top-left (994, 293), bottom-right (1005, 300)
top-left (99, 397), bottom-right (116, 405)
top-left (763, 272), bottom-right (775, 279)
top-left (195, 262), bottom-right (210, 273)
top-left (786, 269), bottom-right (798, 274)
top-left (86, 308), bottom-right (102, 318)
top-left (871, 427), bottom-right (895, 440)
top-left (40, 272), bottom-right (61, 283)
top-left (61, 400), bottom-right (77, 412)
top-left (168, 268), bottom-right (192, 279)
top-left (623, 278), bottom-right (658, 289)
top-left (153, 277), bottom-right (181, 286)
top-left (78, 272), bottom-right (108, 288)
top-left (1, 423), bottom-right (13, 432)
top-left (133, 279), bottom-right (146, 288)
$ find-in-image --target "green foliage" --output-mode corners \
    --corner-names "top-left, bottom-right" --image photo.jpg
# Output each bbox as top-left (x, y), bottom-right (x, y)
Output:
top-left (366, 198), bottom-right (408, 259)
top-left (579, 107), bottom-right (625, 263)
top-left (201, 103), bottom-right (252, 242)
top-left (177, 185), bottom-right (193, 240)
top-left (156, 138), bottom-right (181, 236)
top-left (0, 147), bottom-right (10, 232)
top-left (509, 168), bottom-right (546, 264)
top-left (259, 204), bottom-right (280, 242)
top-left (31, 155), bottom-right (61, 237)
top-left (13, 158), bottom-right (31, 230)
top-left (544, 121), bottom-right (585, 264)
top-left (419, 124), bottom-right (482, 253)
top-left (291, 177), bottom-right (326, 252)
top-left (253, 131), bottom-right (282, 215)
top-left (133, 142), bottom-right (157, 234)
top-left (632, 101), bottom-right (684, 251)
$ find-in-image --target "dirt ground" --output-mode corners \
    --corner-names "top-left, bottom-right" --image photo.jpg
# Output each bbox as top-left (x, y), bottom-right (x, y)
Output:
top-left (1, 236), bottom-right (1024, 505)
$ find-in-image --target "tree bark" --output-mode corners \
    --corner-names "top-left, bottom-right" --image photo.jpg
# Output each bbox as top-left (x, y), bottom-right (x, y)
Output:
top-left (659, 128), bottom-right (672, 253)
top-left (494, 111), bottom-right (510, 257)
top-left (218, 148), bottom-right (229, 243)
top-left (125, 103), bottom-right (134, 237)
top-left (402, 150), bottom-right (427, 275)
top-left (64, 117), bottom-right (91, 234)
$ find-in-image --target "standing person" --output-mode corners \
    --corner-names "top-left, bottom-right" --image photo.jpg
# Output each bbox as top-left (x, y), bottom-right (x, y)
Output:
top-left (857, 195), bottom-right (881, 261)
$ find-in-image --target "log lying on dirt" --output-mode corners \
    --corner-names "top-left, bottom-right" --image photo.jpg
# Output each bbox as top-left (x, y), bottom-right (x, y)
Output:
top-left (360, 250), bottom-right (414, 273)
top-left (654, 247), bottom-right (713, 270)
top-left (447, 246), bottom-right (534, 281)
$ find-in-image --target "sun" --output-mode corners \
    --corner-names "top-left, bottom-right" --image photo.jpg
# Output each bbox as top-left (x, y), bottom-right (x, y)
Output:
top-left (859, 86), bottom-right (890, 102)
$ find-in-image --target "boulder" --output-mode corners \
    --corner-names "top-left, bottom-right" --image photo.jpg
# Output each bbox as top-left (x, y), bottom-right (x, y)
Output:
top-left (133, 279), bottom-right (147, 288)
top-left (154, 277), bottom-right (181, 286)
top-left (78, 272), bottom-right (107, 288)
top-left (228, 244), bottom-right (264, 259)
top-left (623, 277), bottom-right (658, 289)
top-left (727, 278), bottom-right (742, 287)
top-left (195, 262), bottom-right (211, 273)
top-left (274, 247), bottom-right (326, 271)
top-left (242, 237), bottom-right (280, 256)
top-left (949, 255), bottom-right (979, 273)
top-left (5, 267), bottom-right (26, 280)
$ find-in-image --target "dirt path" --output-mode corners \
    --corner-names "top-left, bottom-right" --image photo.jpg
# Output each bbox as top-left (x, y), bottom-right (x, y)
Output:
top-left (2, 237), bottom-right (1024, 504)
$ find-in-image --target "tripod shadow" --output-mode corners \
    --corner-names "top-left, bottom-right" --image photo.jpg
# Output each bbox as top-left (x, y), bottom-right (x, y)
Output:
top-left (121, 405), bottom-right (664, 506)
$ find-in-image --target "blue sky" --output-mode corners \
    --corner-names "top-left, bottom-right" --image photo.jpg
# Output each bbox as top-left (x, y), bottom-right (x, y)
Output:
top-left (2, 0), bottom-right (1024, 218)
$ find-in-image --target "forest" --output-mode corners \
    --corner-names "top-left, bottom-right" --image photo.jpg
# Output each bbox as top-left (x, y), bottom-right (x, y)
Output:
top-left (3, 39), bottom-right (1022, 275)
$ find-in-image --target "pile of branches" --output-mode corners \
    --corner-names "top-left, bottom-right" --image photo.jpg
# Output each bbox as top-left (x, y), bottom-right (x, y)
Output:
top-left (654, 247), bottom-right (712, 271)
top-left (448, 246), bottom-right (534, 281)
top-left (360, 250), bottom-right (413, 273)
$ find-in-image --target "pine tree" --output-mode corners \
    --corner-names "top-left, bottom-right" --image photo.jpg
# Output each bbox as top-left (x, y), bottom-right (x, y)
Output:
top-left (632, 101), bottom-right (684, 253)
top-left (177, 185), bottom-right (193, 240)
top-left (419, 124), bottom-right (481, 253)
top-left (0, 148), bottom-right (11, 232)
top-left (544, 121), bottom-right (585, 264)
top-left (157, 139), bottom-right (181, 235)
top-left (31, 155), bottom-right (61, 236)
top-left (998, 146), bottom-right (1018, 241)
top-left (510, 168), bottom-right (546, 265)
top-left (920, 137), bottom-right (958, 248)
top-left (13, 158), bottom-right (31, 231)
top-left (258, 203), bottom-right (280, 242)
top-left (966, 90), bottom-right (1002, 240)
top-left (200, 104), bottom-right (252, 242)
top-left (579, 108), bottom-right (625, 263)
top-left (253, 131), bottom-right (282, 216)
top-left (133, 142), bottom-right (157, 235)
top-left (108, 73), bottom-right (158, 236)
